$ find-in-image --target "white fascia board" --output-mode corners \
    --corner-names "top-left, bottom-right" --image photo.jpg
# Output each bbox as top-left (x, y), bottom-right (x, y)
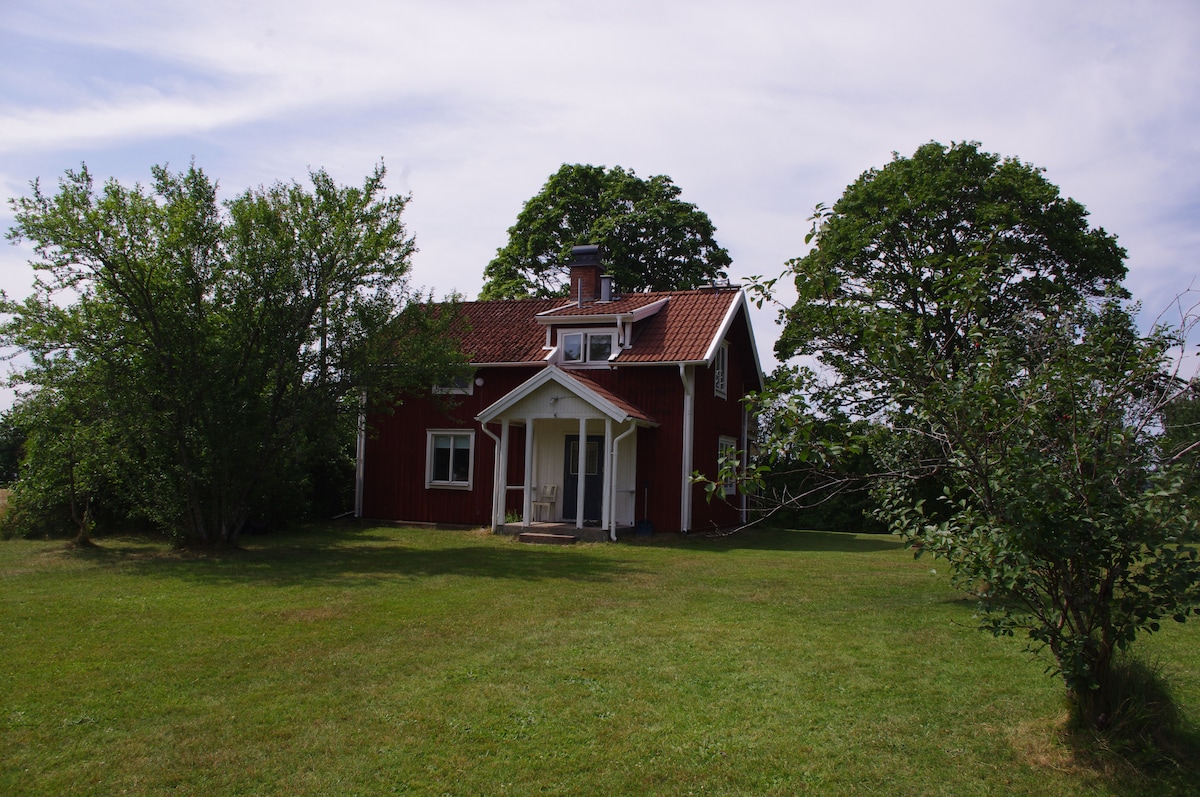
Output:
top-left (534, 302), bottom-right (582, 317)
top-left (702, 290), bottom-right (765, 390)
top-left (469, 361), bottom-right (546, 368)
top-left (475, 365), bottom-right (636, 425)
top-left (533, 297), bottom-right (669, 326)
top-left (534, 312), bottom-right (628, 326)
top-left (629, 296), bottom-right (670, 321)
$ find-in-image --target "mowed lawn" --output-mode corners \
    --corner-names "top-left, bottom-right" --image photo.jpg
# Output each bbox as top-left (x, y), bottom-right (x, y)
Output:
top-left (2, 525), bottom-right (1197, 796)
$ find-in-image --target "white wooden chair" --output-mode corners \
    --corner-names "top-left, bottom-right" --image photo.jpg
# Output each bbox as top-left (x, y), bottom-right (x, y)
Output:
top-left (531, 484), bottom-right (557, 522)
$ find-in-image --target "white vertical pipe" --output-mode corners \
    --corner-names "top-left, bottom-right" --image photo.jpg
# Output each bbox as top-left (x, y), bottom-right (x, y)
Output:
top-left (610, 422), bottom-right (636, 541)
top-left (679, 364), bottom-right (695, 533)
top-left (480, 422), bottom-right (502, 532)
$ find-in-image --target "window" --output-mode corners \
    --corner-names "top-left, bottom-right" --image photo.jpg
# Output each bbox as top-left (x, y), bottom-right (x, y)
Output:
top-left (714, 342), bottom-right (729, 398)
top-left (588, 333), bottom-right (613, 362)
top-left (426, 430), bottom-right (474, 489)
top-left (568, 439), bottom-right (600, 476)
top-left (562, 332), bottom-right (584, 362)
top-left (718, 436), bottom-right (738, 497)
top-left (560, 330), bottom-right (615, 364)
top-left (432, 373), bottom-right (474, 395)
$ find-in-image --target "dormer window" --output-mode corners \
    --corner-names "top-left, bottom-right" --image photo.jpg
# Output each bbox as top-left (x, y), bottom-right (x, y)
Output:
top-left (588, 333), bottom-right (613, 361)
top-left (561, 331), bottom-right (615, 364)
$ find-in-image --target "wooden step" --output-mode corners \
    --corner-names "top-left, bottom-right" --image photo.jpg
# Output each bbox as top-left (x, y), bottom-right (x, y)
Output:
top-left (517, 532), bottom-right (578, 545)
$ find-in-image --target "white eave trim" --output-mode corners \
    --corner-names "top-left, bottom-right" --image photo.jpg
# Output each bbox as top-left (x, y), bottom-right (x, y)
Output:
top-left (468, 360), bottom-right (549, 368)
top-left (475, 365), bottom-right (654, 426)
top-left (629, 296), bottom-right (670, 321)
top-left (701, 290), bottom-right (765, 390)
top-left (533, 296), bottom-right (670, 326)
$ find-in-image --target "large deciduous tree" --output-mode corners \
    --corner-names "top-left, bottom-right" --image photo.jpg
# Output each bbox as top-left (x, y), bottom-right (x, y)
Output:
top-left (746, 142), bottom-right (1200, 732)
top-left (479, 164), bottom-right (731, 299)
top-left (776, 141), bottom-right (1128, 415)
top-left (2, 162), bottom-right (464, 546)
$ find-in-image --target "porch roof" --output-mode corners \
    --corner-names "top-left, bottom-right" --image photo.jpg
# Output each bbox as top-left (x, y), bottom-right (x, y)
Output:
top-left (475, 365), bottom-right (657, 426)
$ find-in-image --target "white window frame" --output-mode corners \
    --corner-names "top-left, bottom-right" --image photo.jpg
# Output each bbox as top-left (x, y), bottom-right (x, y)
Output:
top-left (426, 429), bottom-right (475, 490)
top-left (714, 342), bottom-right (729, 399)
top-left (587, 332), bottom-right (614, 363)
top-left (559, 329), bottom-right (617, 366)
top-left (562, 331), bottom-right (585, 363)
top-left (718, 435), bottom-right (738, 497)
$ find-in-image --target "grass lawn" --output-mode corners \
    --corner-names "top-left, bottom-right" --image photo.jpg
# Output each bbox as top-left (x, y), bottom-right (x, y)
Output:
top-left (2, 524), bottom-right (1197, 796)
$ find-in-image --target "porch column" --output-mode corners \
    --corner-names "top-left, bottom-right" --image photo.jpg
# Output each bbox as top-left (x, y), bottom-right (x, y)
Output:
top-left (522, 418), bottom-right (535, 525)
top-left (498, 419), bottom-right (510, 528)
top-left (576, 416), bottom-right (587, 530)
top-left (601, 417), bottom-right (613, 533)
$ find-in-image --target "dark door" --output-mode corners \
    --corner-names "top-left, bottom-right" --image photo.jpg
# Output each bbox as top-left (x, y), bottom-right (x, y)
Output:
top-left (563, 435), bottom-right (604, 522)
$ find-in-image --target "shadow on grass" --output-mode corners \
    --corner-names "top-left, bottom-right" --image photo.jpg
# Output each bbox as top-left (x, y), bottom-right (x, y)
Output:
top-left (71, 526), bottom-right (643, 588)
top-left (1053, 721), bottom-right (1200, 797)
top-left (633, 526), bottom-right (906, 554)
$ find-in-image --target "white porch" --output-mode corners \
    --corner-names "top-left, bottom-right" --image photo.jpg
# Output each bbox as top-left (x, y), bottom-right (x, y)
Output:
top-left (476, 367), bottom-right (655, 541)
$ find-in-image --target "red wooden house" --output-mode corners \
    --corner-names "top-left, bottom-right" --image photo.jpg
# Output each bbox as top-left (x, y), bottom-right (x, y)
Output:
top-left (357, 246), bottom-right (764, 540)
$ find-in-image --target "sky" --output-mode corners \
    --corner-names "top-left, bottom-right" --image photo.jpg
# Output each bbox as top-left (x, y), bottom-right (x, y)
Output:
top-left (2, 0), bottom-right (1198, 402)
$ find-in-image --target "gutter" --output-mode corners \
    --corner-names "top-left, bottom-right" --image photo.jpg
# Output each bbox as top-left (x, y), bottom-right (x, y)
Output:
top-left (479, 422), bottom-right (503, 531)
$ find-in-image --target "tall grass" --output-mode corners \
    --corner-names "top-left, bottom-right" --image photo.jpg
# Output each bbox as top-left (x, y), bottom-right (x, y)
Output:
top-left (2, 524), bottom-right (1196, 796)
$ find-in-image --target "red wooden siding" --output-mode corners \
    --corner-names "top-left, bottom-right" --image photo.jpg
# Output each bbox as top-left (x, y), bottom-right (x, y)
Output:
top-left (361, 368), bottom-right (537, 525)
top-left (361, 298), bottom-right (762, 534)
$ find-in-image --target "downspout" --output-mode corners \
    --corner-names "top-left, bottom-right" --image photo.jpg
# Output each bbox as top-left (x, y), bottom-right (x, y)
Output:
top-left (354, 391), bottom-right (366, 518)
top-left (480, 422), bottom-right (502, 531)
top-left (679, 364), bottom-right (695, 533)
top-left (609, 422), bottom-right (637, 541)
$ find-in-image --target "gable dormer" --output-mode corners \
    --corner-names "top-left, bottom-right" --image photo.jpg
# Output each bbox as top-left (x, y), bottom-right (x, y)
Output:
top-left (535, 290), bottom-right (672, 366)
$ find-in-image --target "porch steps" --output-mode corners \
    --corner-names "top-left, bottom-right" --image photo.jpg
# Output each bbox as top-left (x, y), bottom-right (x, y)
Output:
top-left (517, 531), bottom-right (578, 545)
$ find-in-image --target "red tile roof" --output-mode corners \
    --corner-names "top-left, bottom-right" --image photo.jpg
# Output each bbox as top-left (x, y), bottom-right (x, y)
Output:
top-left (561, 369), bottom-right (657, 424)
top-left (615, 290), bottom-right (738, 364)
top-left (450, 297), bottom-right (561, 364)
top-left (454, 288), bottom-right (744, 366)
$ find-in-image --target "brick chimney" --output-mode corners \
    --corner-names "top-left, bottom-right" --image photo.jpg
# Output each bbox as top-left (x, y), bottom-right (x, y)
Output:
top-left (567, 244), bottom-right (603, 306)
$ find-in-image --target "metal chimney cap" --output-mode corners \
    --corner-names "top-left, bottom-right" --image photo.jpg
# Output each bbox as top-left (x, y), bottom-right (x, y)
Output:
top-left (569, 244), bottom-right (602, 265)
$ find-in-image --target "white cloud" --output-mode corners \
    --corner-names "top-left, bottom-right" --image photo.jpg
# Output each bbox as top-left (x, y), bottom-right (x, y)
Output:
top-left (1, 0), bottom-right (1198, 381)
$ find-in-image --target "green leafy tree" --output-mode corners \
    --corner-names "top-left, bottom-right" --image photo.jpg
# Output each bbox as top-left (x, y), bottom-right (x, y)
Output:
top-left (1162, 377), bottom-right (1200, 494)
top-left (1, 370), bottom-right (125, 544)
top-left (775, 141), bottom-right (1127, 415)
top-left (0, 410), bottom-right (23, 485)
top-left (480, 164), bottom-right (731, 299)
top-left (740, 142), bottom-right (1200, 732)
top-left (2, 162), bottom-right (464, 546)
top-left (871, 295), bottom-right (1200, 731)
